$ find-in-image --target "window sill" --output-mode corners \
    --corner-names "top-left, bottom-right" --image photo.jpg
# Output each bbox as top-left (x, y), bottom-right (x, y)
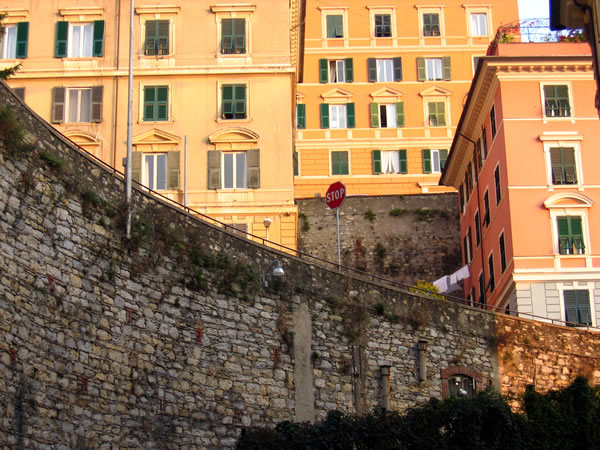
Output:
top-left (139, 120), bottom-right (172, 124)
top-left (216, 118), bottom-right (252, 124)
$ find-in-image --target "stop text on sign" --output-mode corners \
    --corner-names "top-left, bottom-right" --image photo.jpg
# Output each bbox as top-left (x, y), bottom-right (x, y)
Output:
top-left (325, 181), bottom-right (347, 209)
top-left (326, 188), bottom-right (344, 203)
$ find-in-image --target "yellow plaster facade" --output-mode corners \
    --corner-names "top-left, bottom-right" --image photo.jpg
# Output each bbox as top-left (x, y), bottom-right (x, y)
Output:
top-left (2, 0), bottom-right (299, 251)
top-left (295, 0), bottom-right (519, 198)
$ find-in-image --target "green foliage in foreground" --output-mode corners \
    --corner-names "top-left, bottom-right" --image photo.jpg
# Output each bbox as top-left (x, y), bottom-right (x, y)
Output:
top-left (237, 377), bottom-right (600, 450)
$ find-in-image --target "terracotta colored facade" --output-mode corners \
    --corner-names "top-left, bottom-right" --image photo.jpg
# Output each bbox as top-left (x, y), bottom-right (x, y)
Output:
top-left (441, 42), bottom-right (600, 328)
top-left (294, 0), bottom-right (519, 199)
top-left (1, 0), bottom-right (299, 250)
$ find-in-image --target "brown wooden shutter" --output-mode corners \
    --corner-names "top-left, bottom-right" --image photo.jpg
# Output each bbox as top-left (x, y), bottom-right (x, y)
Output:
top-left (167, 151), bottom-right (180, 189)
top-left (247, 149), bottom-right (260, 188)
top-left (52, 87), bottom-right (66, 123)
top-left (91, 86), bottom-right (103, 123)
top-left (207, 150), bottom-right (221, 189)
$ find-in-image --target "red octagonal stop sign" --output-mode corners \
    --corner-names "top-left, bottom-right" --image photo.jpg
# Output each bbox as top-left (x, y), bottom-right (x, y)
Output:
top-left (325, 181), bottom-right (346, 209)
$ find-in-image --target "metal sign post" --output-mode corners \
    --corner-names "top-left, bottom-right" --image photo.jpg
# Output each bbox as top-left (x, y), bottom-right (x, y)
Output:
top-left (325, 181), bottom-right (347, 267)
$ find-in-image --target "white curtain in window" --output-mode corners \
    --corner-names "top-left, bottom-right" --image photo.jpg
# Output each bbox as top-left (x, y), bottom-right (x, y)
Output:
top-left (385, 104), bottom-right (396, 128)
top-left (376, 59), bottom-right (393, 82)
top-left (471, 13), bottom-right (488, 36)
top-left (2, 26), bottom-right (16, 59)
top-left (426, 59), bottom-right (442, 80)
top-left (382, 151), bottom-right (400, 174)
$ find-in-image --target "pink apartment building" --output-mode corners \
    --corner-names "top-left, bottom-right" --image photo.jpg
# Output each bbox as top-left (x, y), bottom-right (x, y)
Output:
top-left (441, 42), bottom-right (600, 328)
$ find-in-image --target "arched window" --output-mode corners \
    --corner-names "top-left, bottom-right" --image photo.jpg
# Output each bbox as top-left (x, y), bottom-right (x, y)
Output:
top-left (448, 374), bottom-right (475, 397)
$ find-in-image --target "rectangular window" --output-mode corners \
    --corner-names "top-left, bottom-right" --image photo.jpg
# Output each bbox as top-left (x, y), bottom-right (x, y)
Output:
top-left (55, 21), bottom-right (104, 58)
top-left (557, 216), bottom-right (585, 255)
top-left (331, 151), bottom-right (349, 175)
top-left (372, 150), bottom-right (407, 174)
top-left (376, 59), bottom-right (393, 82)
top-left (475, 211), bottom-right (481, 246)
top-left (143, 153), bottom-right (168, 190)
top-left (544, 85), bottom-right (571, 117)
top-left (422, 149), bottom-right (448, 173)
top-left (481, 129), bottom-right (488, 160)
top-left (478, 272), bottom-right (486, 306)
top-left (483, 190), bottom-right (490, 226)
top-left (423, 13), bottom-right (440, 36)
top-left (330, 104), bottom-right (347, 129)
top-left (371, 103), bottom-right (402, 128)
top-left (1, 23), bottom-right (29, 59)
top-left (326, 15), bottom-right (343, 38)
top-left (428, 102), bottom-right (446, 127)
top-left (459, 184), bottom-right (465, 214)
top-left (144, 86), bottom-right (169, 121)
top-left (224, 152), bottom-right (248, 189)
top-left (67, 88), bottom-right (91, 122)
top-left (296, 104), bottom-right (306, 129)
top-left (550, 147), bottom-right (577, 184)
top-left (320, 58), bottom-right (353, 83)
top-left (490, 105), bottom-right (497, 139)
top-left (329, 60), bottom-right (346, 83)
top-left (145, 20), bottom-right (170, 56)
top-left (374, 14), bottom-right (391, 37)
top-left (417, 57), bottom-right (451, 81)
top-left (470, 13), bottom-right (488, 36)
top-left (221, 18), bottom-right (245, 54)
top-left (494, 166), bottom-right (501, 205)
top-left (488, 253), bottom-right (495, 292)
top-left (293, 151), bottom-right (299, 176)
top-left (222, 84), bottom-right (246, 120)
top-left (564, 290), bottom-right (592, 326)
top-left (499, 233), bottom-right (507, 273)
top-left (464, 227), bottom-right (473, 263)
top-left (368, 57), bottom-right (402, 82)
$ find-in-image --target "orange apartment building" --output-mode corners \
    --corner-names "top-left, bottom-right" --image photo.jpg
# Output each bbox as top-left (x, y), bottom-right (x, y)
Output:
top-left (441, 42), bottom-right (600, 328)
top-left (0, 0), bottom-right (300, 250)
top-left (294, 0), bottom-right (519, 198)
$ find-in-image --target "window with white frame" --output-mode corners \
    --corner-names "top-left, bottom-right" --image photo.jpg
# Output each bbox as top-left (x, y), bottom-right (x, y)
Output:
top-left (329, 104), bottom-right (347, 128)
top-left (329, 60), bottom-right (346, 83)
top-left (223, 152), bottom-right (248, 189)
top-left (564, 290), bottom-right (592, 326)
top-left (372, 150), bottom-right (407, 174)
top-left (557, 215), bottom-right (585, 255)
top-left (375, 103), bottom-right (397, 128)
top-left (550, 147), bottom-right (578, 185)
top-left (543, 84), bottom-right (571, 117)
top-left (422, 149), bottom-right (448, 173)
top-left (143, 153), bottom-right (168, 190)
top-left (470, 13), bottom-right (488, 36)
top-left (68, 23), bottom-right (93, 57)
top-left (67, 88), bottom-right (92, 122)
top-left (423, 13), bottom-right (440, 36)
top-left (426, 58), bottom-right (442, 80)
top-left (376, 59), bottom-right (393, 82)
top-left (1, 24), bottom-right (17, 58)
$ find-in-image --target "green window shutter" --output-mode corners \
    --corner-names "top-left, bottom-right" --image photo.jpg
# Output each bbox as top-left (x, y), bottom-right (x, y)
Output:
top-left (55, 22), bottom-right (68, 58)
top-left (167, 151), bottom-right (180, 189)
top-left (235, 85), bottom-right (246, 117)
top-left (577, 291), bottom-right (591, 325)
top-left (396, 102), bottom-right (404, 127)
top-left (345, 58), bottom-right (354, 82)
top-left (16, 22), bottom-right (29, 58)
top-left (145, 21), bottom-right (157, 55)
top-left (158, 20), bottom-right (170, 55)
top-left (417, 57), bottom-right (426, 81)
top-left (440, 149), bottom-right (448, 169)
top-left (207, 151), bottom-right (222, 189)
top-left (367, 58), bottom-right (377, 82)
top-left (393, 57), bottom-right (402, 81)
top-left (370, 102), bottom-right (379, 128)
top-left (319, 59), bottom-right (328, 83)
top-left (320, 103), bottom-right (329, 128)
top-left (326, 15), bottom-right (343, 38)
top-left (422, 149), bottom-right (432, 173)
top-left (346, 103), bottom-right (355, 128)
top-left (93, 20), bottom-right (105, 57)
top-left (442, 56), bottom-right (451, 80)
top-left (399, 149), bottom-right (407, 173)
top-left (51, 87), bottom-right (66, 123)
top-left (372, 150), bottom-right (382, 174)
top-left (564, 291), bottom-right (578, 324)
top-left (91, 86), bottom-right (103, 123)
top-left (156, 86), bottom-right (168, 120)
top-left (247, 149), bottom-right (260, 188)
top-left (557, 217), bottom-right (569, 238)
top-left (131, 152), bottom-right (142, 183)
top-left (222, 85), bottom-right (233, 117)
top-left (297, 104), bottom-right (306, 129)
top-left (144, 86), bottom-right (154, 120)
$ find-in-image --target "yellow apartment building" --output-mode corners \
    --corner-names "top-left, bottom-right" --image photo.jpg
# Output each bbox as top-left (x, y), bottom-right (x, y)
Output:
top-left (0, 0), bottom-right (299, 250)
top-left (295, 0), bottom-right (519, 198)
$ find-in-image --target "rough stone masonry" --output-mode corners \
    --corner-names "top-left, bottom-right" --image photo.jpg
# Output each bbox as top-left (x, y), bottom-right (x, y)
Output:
top-left (0, 81), bottom-right (598, 449)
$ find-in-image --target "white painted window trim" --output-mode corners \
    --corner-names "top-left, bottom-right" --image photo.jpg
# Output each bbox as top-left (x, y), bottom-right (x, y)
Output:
top-left (329, 104), bottom-right (347, 129)
top-left (211, 5), bottom-right (254, 59)
top-left (415, 5), bottom-right (446, 45)
top-left (329, 149), bottom-right (351, 176)
top-left (216, 80), bottom-right (250, 123)
top-left (423, 97), bottom-right (451, 130)
top-left (221, 151), bottom-right (248, 189)
top-left (542, 138), bottom-right (584, 190)
top-left (138, 81), bottom-right (173, 123)
top-left (539, 81), bottom-right (575, 121)
top-left (367, 6), bottom-right (397, 40)
top-left (142, 152), bottom-right (168, 190)
top-left (65, 87), bottom-right (92, 123)
top-left (136, 6), bottom-right (180, 58)
top-left (319, 7), bottom-right (349, 48)
top-left (557, 282), bottom-right (596, 327)
top-left (548, 208), bottom-right (591, 256)
top-left (463, 5), bottom-right (492, 40)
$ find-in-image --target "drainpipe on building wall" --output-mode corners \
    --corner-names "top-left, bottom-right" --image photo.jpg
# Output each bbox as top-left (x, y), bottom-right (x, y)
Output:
top-left (112, 0), bottom-right (122, 169)
top-left (125, 0), bottom-right (134, 239)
